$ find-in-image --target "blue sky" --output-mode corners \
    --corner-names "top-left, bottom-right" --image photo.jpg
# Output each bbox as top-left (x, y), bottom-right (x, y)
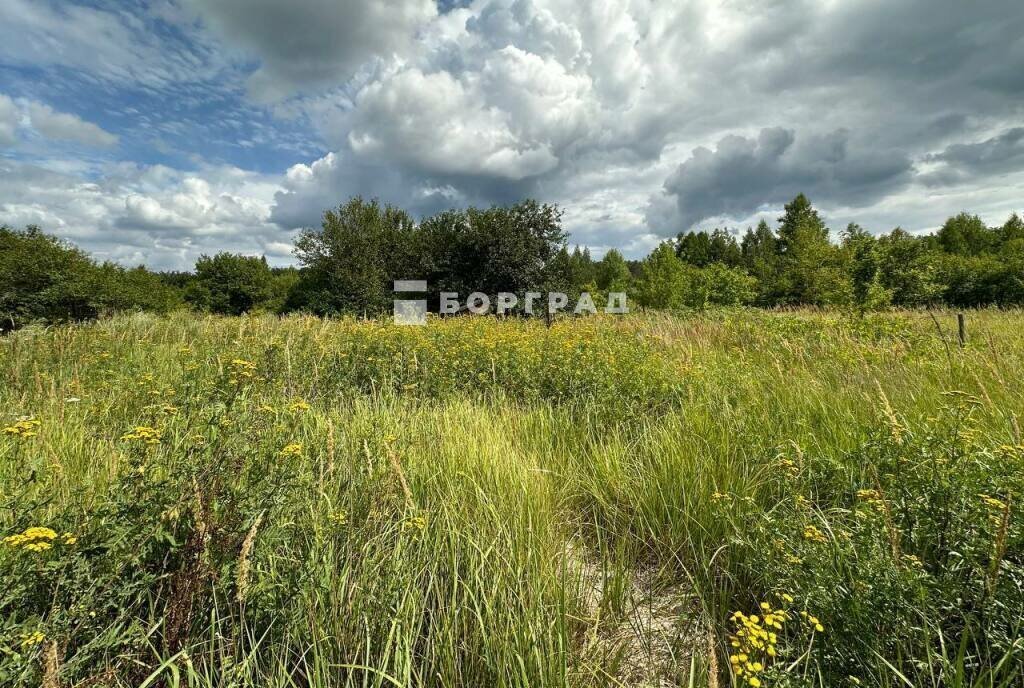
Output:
top-left (1, 0), bottom-right (1022, 270)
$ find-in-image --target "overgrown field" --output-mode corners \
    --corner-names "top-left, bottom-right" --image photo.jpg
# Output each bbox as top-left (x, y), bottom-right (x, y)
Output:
top-left (1, 310), bottom-right (1022, 687)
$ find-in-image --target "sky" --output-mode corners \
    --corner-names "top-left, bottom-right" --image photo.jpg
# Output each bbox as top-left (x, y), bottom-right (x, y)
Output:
top-left (0, 0), bottom-right (1022, 270)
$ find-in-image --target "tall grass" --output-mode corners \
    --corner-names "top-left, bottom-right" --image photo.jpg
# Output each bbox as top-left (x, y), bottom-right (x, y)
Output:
top-left (1, 309), bottom-right (1021, 687)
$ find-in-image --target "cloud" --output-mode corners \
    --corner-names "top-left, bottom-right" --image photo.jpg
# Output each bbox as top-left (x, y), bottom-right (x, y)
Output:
top-left (25, 102), bottom-right (118, 147)
top-left (0, 158), bottom-right (289, 270)
top-left (0, 94), bottom-right (21, 146)
top-left (2, 0), bottom-right (1024, 266)
top-left (186, 0), bottom-right (437, 101)
top-left (0, 0), bottom-right (229, 91)
top-left (921, 127), bottom-right (1024, 186)
top-left (650, 128), bottom-right (915, 232)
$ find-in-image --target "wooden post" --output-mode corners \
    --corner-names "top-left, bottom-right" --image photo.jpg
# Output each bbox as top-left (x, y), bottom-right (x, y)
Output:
top-left (957, 312), bottom-right (966, 348)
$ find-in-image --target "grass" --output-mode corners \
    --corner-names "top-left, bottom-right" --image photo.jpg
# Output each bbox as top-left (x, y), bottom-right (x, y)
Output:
top-left (1, 309), bottom-right (1022, 687)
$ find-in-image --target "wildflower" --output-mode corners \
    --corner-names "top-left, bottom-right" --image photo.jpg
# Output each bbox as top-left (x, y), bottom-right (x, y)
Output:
top-left (3, 417), bottom-right (41, 439)
top-left (855, 489), bottom-right (886, 514)
top-left (279, 443), bottom-right (303, 458)
top-left (4, 526), bottom-right (66, 552)
top-left (777, 456), bottom-right (798, 476)
top-left (802, 525), bottom-right (828, 543)
top-left (401, 515), bottom-right (427, 535)
top-left (227, 358), bottom-right (258, 384)
top-left (288, 400), bottom-right (311, 412)
top-left (329, 509), bottom-right (348, 526)
top-left (20, 631), bottom-right (45, 649)
top-left (979, 494), bottom-right (1007, 511)
top-left (121, 425), bottom-right (162, 445)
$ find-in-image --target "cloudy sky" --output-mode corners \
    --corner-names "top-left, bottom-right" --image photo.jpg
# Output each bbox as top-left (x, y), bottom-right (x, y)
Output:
top-left (1, 0), bottom-right (1022, 269)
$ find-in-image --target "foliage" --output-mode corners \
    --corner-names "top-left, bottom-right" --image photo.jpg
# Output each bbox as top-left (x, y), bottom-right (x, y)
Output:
top-left (0, 225), bottom-right (179, 331)
top-left (2, 309), bottom-right (1021, 687)
top-left (5, 194), bottom-right (1024, 330)
top-left (189, 252), bottom-right (275, 315)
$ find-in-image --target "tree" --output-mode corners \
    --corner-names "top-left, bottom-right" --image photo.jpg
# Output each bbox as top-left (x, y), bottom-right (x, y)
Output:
top-left (290, 198), bottom-right (416, 316)
top-left (842, 223), bottom-right (891, 311)
top-left (595, 249), bottom-right (632, 294)
top-left (777, 193), bottom-right (827, 252)
top-left (876, 229), bottom-right (942, 306)
top-left (566, 246), bottom-right (596, 296)
top-left (0, 225), bottom-right (180, 330)
top-left (676, 231), bottom-right (713, 266)
top-left (741, 220), bottom-right (780, 305)
top-left (682, 263), bottom-right (757, 308)
top-left (775, 195), bottom-right (850, 305)
top-left (634, 242), bottom-right (687, 310)
top-left (999, 213), bottom-right (1024, 245)
top-left (191, 253), bottom-right (274, 315)
top-left (937, 212), bottom-right (996, 255)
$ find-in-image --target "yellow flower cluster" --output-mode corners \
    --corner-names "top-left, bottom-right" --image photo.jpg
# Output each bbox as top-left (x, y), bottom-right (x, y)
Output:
top-left (729, 602), bottom-right (788, 686)
top-left (799, 610), bottom-right (826, 632)
top-left (20, 631), bottom-right (45, 649)
top-left (121, 425), bottom-right (162, 445)
top-left (979, 493), bottom-right (1007, 511)
top-left (802, 525), bottom-right (828, 543)
top-left (401, 515), bottom-right (427, 535)
top-left (3, 417), bottom-right (41, 439)
top-left (279, 443), bottom-right (303, 458)
top-left (776, 457), bottom-right (799, 476)
top-left (855, 488), bottom-right (885, 513)
top-left (288, 400), bottom-right (311, 412)
top-left (979, 493), bottom-right (1009, 527)
top-left (728, 597), bottom-right (824, 686)
top-left (228, 358), bottom-right (257, 384)
top-left (3, 527), bottom-right (76, 552)
top-left (329, 509), bottom-right (348, 526)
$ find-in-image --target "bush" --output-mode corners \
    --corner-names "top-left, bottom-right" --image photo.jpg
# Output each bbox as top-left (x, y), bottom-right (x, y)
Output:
top-left (0, 226), bottom-right (179, 331)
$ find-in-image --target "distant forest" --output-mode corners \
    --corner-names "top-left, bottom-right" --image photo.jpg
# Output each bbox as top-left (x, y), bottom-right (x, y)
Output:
top-left (3, 193), bottom-right (1023, 330)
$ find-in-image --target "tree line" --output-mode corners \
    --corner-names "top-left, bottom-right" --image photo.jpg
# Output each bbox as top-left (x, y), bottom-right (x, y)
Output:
top-left (2, 194), bottom-right (1022, 330)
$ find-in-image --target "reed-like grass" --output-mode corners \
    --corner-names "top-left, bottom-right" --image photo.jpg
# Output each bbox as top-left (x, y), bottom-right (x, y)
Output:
top-left (1, 309), bottom-right (1021, 687)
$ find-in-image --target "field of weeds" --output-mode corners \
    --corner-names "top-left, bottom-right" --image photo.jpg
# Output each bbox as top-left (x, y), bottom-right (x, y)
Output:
top-left (1, 310), bottom-right (1022, 687)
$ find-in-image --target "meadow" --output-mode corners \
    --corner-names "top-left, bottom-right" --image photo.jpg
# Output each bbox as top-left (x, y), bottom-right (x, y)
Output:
top-left (1, 309), bottom-right (1021, 687)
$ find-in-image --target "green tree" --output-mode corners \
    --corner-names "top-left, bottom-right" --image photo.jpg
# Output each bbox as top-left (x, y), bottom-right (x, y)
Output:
top-left (595, 249), bottom-right (632, 294)
top-left (937, 212), bottom-right (997, 255)
top-left (775, 195), bottom-right (850, 305)
top-left (634, 242), bottom-right (686, 310)
top-left (682, 263), bottom-right (757, 308)
top-left (777, 193), bottom-right (828, 252)
top-left (290, 198), bottom-right (416, 316)
top-left (676, 231), bottom-right (713, 266)
top-left (191, 253), bottom-right (274, 315)
top-left (0, 225), bottom-right (179, 330)
top-left (741, 220), bottom-right (781, 304)
top-left (876, 229), bottom-right (942, 306)
top-left (842, 223), bottom-right (891, 311)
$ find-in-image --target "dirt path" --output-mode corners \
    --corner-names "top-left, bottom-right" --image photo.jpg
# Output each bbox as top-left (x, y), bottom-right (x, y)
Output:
top-left (565, 541), bottom-right (707, 687)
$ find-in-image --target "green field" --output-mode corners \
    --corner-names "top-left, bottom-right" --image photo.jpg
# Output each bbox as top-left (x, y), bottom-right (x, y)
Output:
top-left (1, 310), bottom-right (1022, 687)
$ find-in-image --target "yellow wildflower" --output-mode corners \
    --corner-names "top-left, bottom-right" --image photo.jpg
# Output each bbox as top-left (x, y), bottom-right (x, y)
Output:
top-left (121, 425), bottom-right (162, 445)
top-left (3, 417), bottom-right (41, 439)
